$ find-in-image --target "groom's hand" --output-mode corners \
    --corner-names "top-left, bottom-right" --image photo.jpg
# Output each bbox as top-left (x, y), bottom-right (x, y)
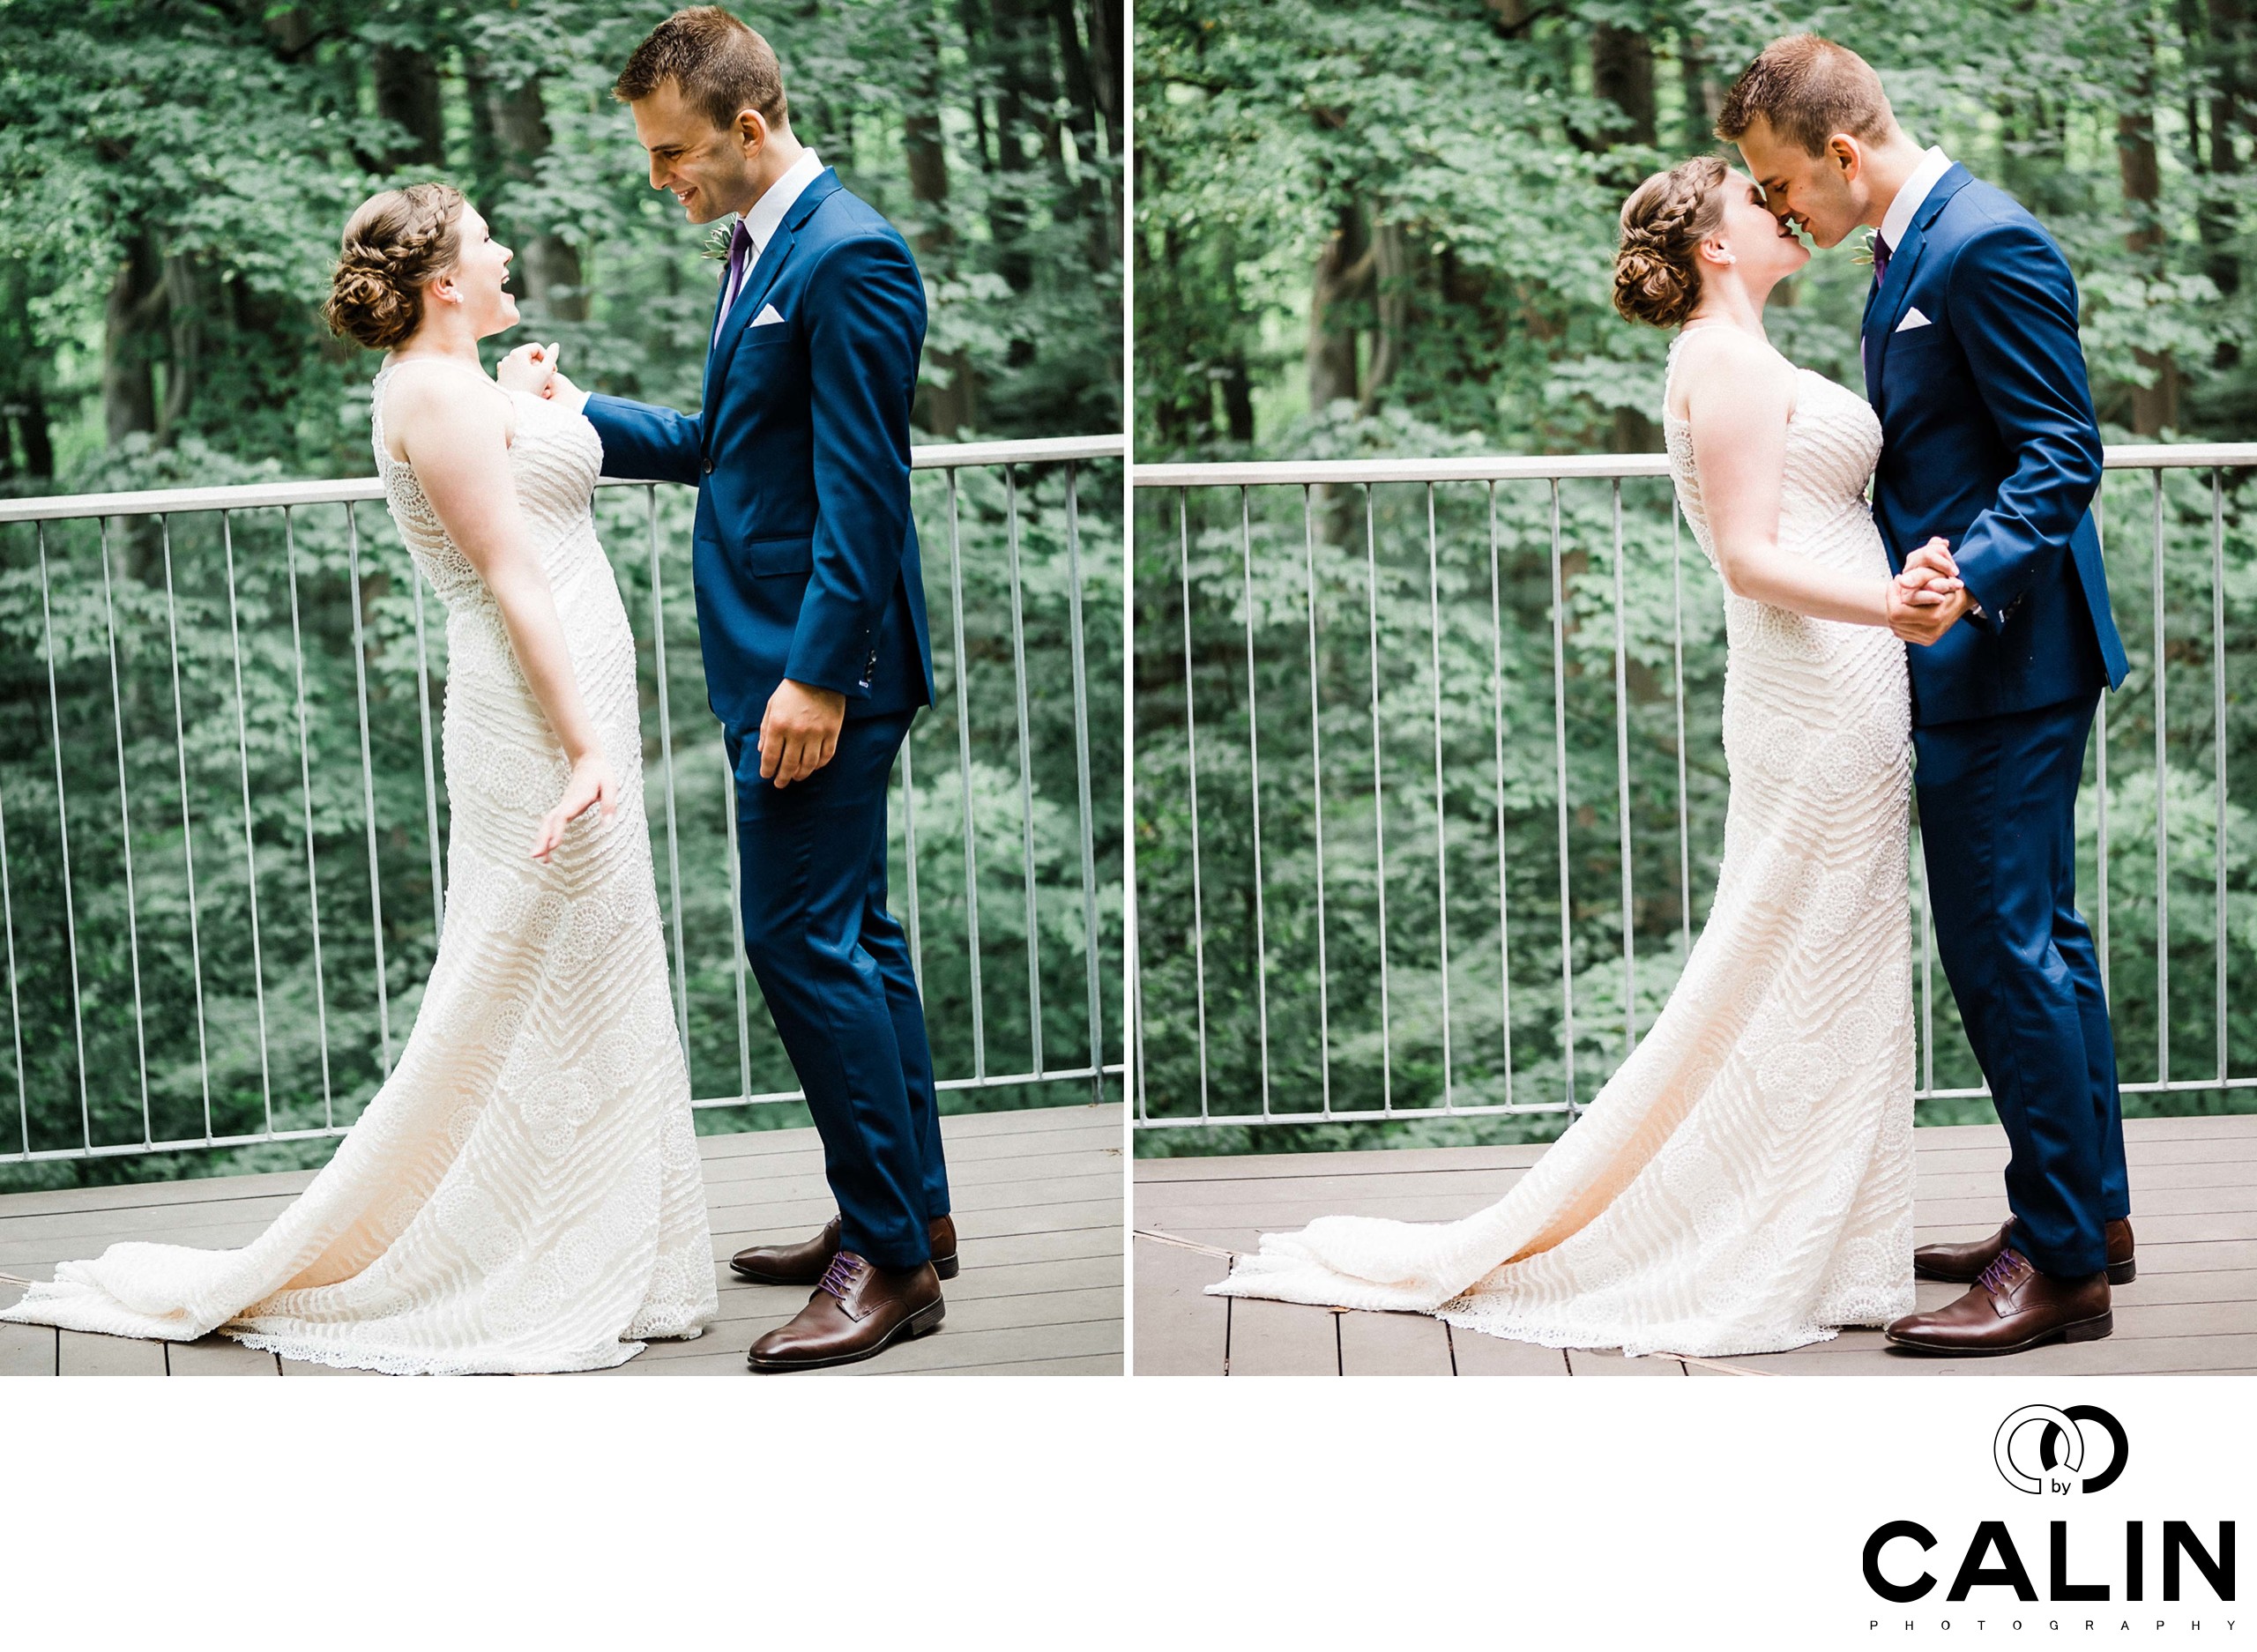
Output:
top-left (498, 341), bottom-right (560, 397)
top-left (759, 679), bottom-right (846, 788)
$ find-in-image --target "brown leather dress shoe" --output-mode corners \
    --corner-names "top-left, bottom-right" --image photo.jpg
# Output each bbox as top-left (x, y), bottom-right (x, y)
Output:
top-left (1914, 1215), bottom-right (2134, 1285)
top-left (746, 1251), bottom-right (945, 1373)
top-left (1884, 1248), bottom-right (2112, 1356)
top-left (728, 1213), bottom-right (959, 1285)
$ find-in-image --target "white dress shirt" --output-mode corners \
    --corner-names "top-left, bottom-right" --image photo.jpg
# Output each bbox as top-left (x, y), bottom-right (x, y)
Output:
top-left (1879, 145), bottom-right (1952, 258)
top-left (553, 147), bottom-right (824, 417)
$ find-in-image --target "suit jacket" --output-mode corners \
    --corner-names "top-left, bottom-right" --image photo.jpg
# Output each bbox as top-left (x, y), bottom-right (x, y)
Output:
top-left (1863, 163), bottom-right (2128, 726)
top-left (583, 169), bottom-right (937, 735)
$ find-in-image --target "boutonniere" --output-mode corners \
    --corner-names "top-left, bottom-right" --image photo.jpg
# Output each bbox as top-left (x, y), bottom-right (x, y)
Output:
top-left (700, 221), bottom-right (733, 261)
top-left (1851, 227), bottom-right (1878, 267)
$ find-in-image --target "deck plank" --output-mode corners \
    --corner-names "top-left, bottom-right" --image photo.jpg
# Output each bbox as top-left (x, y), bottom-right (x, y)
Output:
top-left (1229, 1299), bottom-right (1339, 1376)
top-left (1128, 1238), bottom-right (1231, 1376)
top-left (1338, 1310), bottom-right (1453, 1375)
top-left (1135, 1112), bottom-right (2257, 1375)
top-left (1, 1103), bottom-right (1122, 1378)
top-left (56, 1329), bottom-right (165, 1376)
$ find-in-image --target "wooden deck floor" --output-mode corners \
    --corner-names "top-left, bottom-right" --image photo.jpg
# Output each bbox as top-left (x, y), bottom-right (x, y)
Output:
top-left (1134, 1112), bottom-right (2257, 1376)
top-left (0, 1102), bottom-right (1123, 1377)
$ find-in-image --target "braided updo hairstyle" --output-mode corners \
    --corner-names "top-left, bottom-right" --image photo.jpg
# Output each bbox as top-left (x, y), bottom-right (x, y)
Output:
top-left (1613, 155), bottom-right (1729, 330)
top-left (324, 183), bottom-right (467, 352)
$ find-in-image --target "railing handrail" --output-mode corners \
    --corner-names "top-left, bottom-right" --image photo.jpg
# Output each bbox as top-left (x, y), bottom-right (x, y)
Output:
top-left (1132, 441), bottom-right (2257, 489)
top-left (0, 433), bottom-right (1125, 525)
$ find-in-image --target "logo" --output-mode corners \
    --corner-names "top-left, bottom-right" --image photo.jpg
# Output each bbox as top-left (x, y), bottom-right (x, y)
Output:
top-left (1993, 1403), bottom-right (2129, 1497)
top-left (1860, 1403), bottom-right (2235, 1611)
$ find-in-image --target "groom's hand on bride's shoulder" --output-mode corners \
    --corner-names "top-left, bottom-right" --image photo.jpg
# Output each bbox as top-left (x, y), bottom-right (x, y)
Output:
top-left (498, 341), bottom-right (561, 398)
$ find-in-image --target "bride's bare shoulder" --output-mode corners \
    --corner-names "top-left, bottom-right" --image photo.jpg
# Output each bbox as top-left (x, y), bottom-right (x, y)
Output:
top-left (1674, 329), bottom-right (1797, 422)
top-left (378, 359), bottom-right (514, 459)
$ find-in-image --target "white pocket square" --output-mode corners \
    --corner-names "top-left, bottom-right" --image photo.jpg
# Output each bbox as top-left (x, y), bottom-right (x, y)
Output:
top-left (750, 303), bottom-right (786, 327)
top-left (1895, 307), bottom-right (1933, 332)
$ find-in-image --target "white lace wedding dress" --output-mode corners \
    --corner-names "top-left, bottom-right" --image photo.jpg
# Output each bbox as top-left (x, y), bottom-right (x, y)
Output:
top-left (1210, 339), bottom-right (1918, 1357)
top-left (0, 359), bottom-right (719, 1373)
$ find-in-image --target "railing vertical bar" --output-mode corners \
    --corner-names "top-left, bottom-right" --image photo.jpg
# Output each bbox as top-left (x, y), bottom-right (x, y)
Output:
top-left (1426, 482), bottom-right (1452, 1109)
top-left (647, 485), bottom-right (690, 1060)
top-left (0, 773), bottom-right (24, 1156)
top-left (221, 512), bottom-right (274, 1136)
top-left (1365, 483), bottom-right (1393, 1112)
top-left (1064, 463), bottom-right (1105, 1102)
top-left (2097, 489), bottom-right (2112, 1006)
top-left (1004, 465), bottom-right (1045, 1078)
top-left (36, 523), bottom-right (93, 1150)
top-left (947, 468), bottom-right (987, 1080)
top-left (1305, 484), bottom-right (1334, 1116)
top-left (2153, 468), bottom-right (2169, 1087)
top-left (1177, 487), bottom-right (1210, 1118)
top-left (1550, 481), bottom-right (1578, 1116)
top-left (901, 726), bottom-right (926, 993)
top-left (1672, 504), bottom-right (1692, 960)
top-left (1611, 479), bottom-right (1636, 1055)
top-left (97, 519), bottom-right (152, 1145)
top-left (2214, 468), bottom-right (2228, 1084)
top-left (724, 747), bottom-right (751, 1105)
top-left (1241, 485), bottom-right (1272, 1117)
top-left (409, 557), bottom-right (444, 942)
top-left (345, 501), bottom-right (392, 1079)
top-left (158, 516), bottom-right (213, 1141)
top-left (1486, 482), bottom-right (1513, 1108)
top-left (282, 508), bottom-right (334, 1128)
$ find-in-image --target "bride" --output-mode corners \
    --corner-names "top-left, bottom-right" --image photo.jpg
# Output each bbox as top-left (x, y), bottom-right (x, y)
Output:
top-left (0, 183), bottom-right (718, 1373)
top-left (1211, 155), bottom-right (1965, 1358)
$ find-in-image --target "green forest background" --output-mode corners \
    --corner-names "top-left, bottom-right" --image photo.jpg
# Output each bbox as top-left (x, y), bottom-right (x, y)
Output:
top-left (0, 0), bottom-right (1125, 1194)
top-left (1133, 0), bottom-right (2257, 1155)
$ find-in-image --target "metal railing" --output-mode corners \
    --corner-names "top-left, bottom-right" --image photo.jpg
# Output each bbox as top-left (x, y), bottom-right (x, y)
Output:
top-left (0, 433), bottom-right (1123, 1165)
top-left (1130, 443), bottom-right (2257, 1130)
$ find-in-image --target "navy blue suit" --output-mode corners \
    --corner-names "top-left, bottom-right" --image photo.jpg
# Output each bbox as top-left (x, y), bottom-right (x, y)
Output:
top-left (583, 169), bottom-right (948, 1269)
top-left (1865, 164), bottom-right (2130, 1278)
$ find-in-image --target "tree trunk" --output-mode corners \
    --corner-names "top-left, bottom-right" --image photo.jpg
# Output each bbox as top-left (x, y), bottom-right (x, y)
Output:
top-left (2207, 0), bottom-right (2248, 309)
top-left (1357, 220), bottom-right (1408, 416)
top-left (907, 87), bottom-right (979, 437)
top-left (103, 230), bottom-right (163, 448)
top-left (374, 44), bottom-right (446, 168)
top-left (2120, 62), bottom-right (2179, 435)
top-left (1680, 31), bottom-right (1722, 149)
top-left (1307, 203), bottom-right (1369, 413)
top-left (1592, 22), bottom-right (1657, 148)
top-left (158, 253), bottom-right (198, 441)
top-left (488, 77), bottom-right (588, 323)
top-left (1220, 348), bottom-right (1255, 443)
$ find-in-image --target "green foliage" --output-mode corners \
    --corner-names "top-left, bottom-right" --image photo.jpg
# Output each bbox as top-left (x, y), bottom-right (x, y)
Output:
top-left (1133, 0), bottom-right (2257, 1154)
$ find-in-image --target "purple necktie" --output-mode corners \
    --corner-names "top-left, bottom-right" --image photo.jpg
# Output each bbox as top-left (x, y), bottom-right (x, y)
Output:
top-left (1872, 232), bottom-right (1893, 289)
top-left (713, 216), bottom-right (756, 347)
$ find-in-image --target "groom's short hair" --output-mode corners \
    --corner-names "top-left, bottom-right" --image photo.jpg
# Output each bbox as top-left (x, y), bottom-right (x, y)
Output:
top-left (1716, 34), bottom-right (1894, 156)
top-left (615, 6), bottom-right (789, 132)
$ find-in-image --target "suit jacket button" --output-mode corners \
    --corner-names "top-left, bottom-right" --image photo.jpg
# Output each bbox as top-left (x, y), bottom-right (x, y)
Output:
top-left (703, 458), bottom-right (715, 474)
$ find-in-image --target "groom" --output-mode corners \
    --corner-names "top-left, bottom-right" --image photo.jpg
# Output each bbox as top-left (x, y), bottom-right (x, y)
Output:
top-left (1723, 35), bottom-right (2135, 1356)
top-left (510, 6), bottom-right (953, 1372)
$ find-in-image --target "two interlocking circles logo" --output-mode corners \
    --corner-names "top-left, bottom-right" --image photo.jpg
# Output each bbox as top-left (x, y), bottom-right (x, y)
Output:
top-left (1993, 1404), bottom-right (2128, 1496)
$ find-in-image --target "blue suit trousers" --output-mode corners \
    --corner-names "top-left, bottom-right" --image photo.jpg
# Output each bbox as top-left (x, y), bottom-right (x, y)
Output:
top-left (1913, 690), bottom-right (2129, 1277)
top-left (726, 710), bottom-right (950, 1268)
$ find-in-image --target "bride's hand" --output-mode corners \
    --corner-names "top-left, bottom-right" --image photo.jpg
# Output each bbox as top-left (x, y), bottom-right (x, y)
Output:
top-left (497, 341), bottom-right (562, 398)
top-left (1895, 537), bottom-right (1962, 606)
top-left (531, 749), bottom-right (618, 862)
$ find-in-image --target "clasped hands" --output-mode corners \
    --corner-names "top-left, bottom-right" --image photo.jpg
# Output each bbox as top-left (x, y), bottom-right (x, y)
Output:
top-left (1887, 538), bottom-right (1973, 645)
